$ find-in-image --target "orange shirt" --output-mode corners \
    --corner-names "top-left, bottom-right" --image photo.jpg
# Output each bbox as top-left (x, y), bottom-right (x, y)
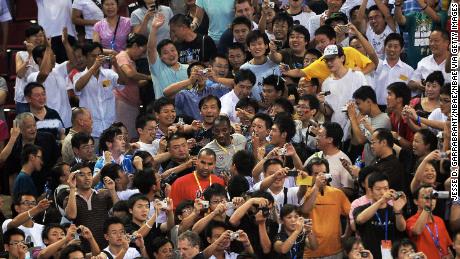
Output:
top-left (304, 186), bottom-right (351, 258)
top-left (169, 172), bottom-right (225, 209)
top-left (406, 212), bottom-right (452, 259)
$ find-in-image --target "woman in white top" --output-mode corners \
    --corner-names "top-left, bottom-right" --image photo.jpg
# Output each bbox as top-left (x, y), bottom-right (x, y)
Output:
top-left (15, 24), bottom-right (45, 113)
top-left (72, 0), bottom-right (104, 41)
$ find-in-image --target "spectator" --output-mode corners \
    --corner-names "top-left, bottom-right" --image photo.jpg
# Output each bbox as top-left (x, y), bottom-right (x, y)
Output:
top-left (300, 157), bottom-right (351, 258)
top-left (170, 14), bottom-right (217, 64)
top-left (14, 24), bottom-right (45, 114)
top-left (269, 24), bottom-right (310, 69)
top-left (134, 113), bottom-right (160, 156)
top-left (131, 0), bottom-right (174, 43)
top-left (114, 33), bottom-right (151, 139)
top-left (220, 69), bottom-right (256, 123)
top-left (150, 97), bottom-right (177, 139)
top-left (24, 82), bottom-right (65, 141)
top-left (0, 0), bottom-right (11, 55)
top-left (354, 173), bottom-right (407, 259)
top-left (190, 0), bottom-right (235, 42)
top-left (59, 244), bottom-right (86, 259)
top-left (286, 0), bottom-right (316, 26)
top-left (100, 163), bottom-right (133, 200)
top-left (390, 238), bottom-right (426, 259)
top-left (246, 113), bottom-right (272, 160)
top-left (2, 193), bottom-right (51, 248)
top-left (302, 48), bottom-right (322, 68)
top-left (227, 43), bottom-right (248, 76)
top-left (160, 133), bottom-right (195, 185)
top-left (184, 0), bottom-right (210, 36)
top-left (205, 221), bottom-right (255, 258)
top-left (218, 16), bottom-right (252, 55)
top-left (349, 86), bottom-right (391, 166)
top-left (151, 237), bottom-right (175, 259)
top-left (293, 94), bottom-right (322, 152)
top-left (93, 0), bottom-right (131, 54)
top-left (147, 14), bottom-right (189, 99)
top-left (177, 230), bottom-right (205, 259)
top-left (71, 132), bottom-right (97, 165)
top-left (2, 228), bottom-right (28, 259)
top-left (12, 144), bottom-right (43, 196)
top-left (71, 0), bottom-right (104, 42)
top-left (169, 148), bottom-right (225, 208)
top-left (61, 108), bottom-right (93, 164)
top-left (386, 82), bottom-right (414, 149)
top-left (307, 0), bottom-right (345, 39)
top-left (260, 75), bottom-right (285, 113)
top-left (409, 71), bottom-right (444, 119)
top-left (342, 236), bottom-right (374, 259)
top-left (192, 95), bottom-right (221, 152)
top-left (204, 115), bottom-right (247, 174)
top-left (410, 151), bottom-right (442, 193)
top-left (325, 12), bottom-right (350, 47)
top-left (235, 98), bottom-right (259, 137)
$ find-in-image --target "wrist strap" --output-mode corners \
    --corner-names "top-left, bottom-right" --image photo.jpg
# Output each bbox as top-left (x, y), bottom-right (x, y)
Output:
top-left (27, 210), bottom-right (33, 219)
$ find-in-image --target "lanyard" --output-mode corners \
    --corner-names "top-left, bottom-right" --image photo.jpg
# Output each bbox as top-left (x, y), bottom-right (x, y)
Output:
top-left (194, 172), bottom-right (211, 198)
top-left (425, 222), bottom-right (443, 255)
top-left (375, 209), bottom-right (389, 240)
top-left (215, 140), bottom-right (235, 155)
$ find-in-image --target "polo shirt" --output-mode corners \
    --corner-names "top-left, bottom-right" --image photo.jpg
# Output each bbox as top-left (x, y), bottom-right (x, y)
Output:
top-left (74, 67), bottom-right (123, 137)
top-left (103, 247), bottom-right (140, 259)
top-left (203, 133), bottom-right (247, 174)
top-left (374, 154), bottom-right (407, 192)
top-left (220, 90), bottom-right (241, 123)
top-left (411, 55), bottom-right (451, 85)
top-left (371, 59), bottom-right (414, 104)
top-left (253, 182), bottom-right (300, 212)
top-left (31, 106), bottom-right (65, 140)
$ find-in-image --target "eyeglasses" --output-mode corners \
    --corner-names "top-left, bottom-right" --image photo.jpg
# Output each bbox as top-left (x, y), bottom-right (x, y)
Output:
top-left (210, 199), bottom-right (226, 205)
top-left (296, 105), bottom-right (311, 110)
top-left (9, 240), bottom-right (26, 245)
top-left (20, 201), bottom-right (37, 206)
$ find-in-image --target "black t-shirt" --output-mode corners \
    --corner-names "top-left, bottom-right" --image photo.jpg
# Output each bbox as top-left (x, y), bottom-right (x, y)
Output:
top-left (275, 228), bottom-right (307, 259)
top-left (280, 49), bottom-right (305, 69)
top-left (353, 204), bottom-right (406, 259)
top-left (177, 33), bottom-right (217, 64)
top-left (373, 154), bottom-right (407, 192)
top-left (190, 127), bottom-right (214, 155)
top-left (238, 214), bottom-right (278, 258)
top-left (30, 106), bottom-right (65, 140)
top-left (125, 221), bottom-right (165, 256)
top-left (161, 159), bottom-right (195, 185)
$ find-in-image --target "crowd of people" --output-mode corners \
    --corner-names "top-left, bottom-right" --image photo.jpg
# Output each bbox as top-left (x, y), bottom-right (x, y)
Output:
top-left (0, 0), bottom-right (457, 258)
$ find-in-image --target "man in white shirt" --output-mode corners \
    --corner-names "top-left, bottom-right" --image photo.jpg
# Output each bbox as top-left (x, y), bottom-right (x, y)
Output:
top-left (320, 45), bottom-right (367, 130)
top-left (102, 217), bottom-right (148, 259)
top-left (408, 29), bottom-right (451, 95)
top-left (371, 33), bottom-right (414, 107)
top-left (71, 0), bottom-right (104, 41)
top-left (206, 221), bottom-right (254, 259)
top-left (220, 69), bottom-right (256, 123)
top-left (135, 113), bottom-right (160, 156)
top-left (74, 42), bottom-right (127, 138)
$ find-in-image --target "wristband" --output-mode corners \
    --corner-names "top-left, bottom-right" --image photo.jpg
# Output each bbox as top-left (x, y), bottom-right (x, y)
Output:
top-left (27, 210), bottom-right (33, 219)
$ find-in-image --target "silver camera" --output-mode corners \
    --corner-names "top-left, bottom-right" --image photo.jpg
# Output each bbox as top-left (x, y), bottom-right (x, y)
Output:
top-left (268, 2), bottom-right (275, 8)
top-left (159, 199), bottom-right (168, 209)
top-left (304, 218), bottom-right (312, 224)
top-left (229, 231), bottom-right (240, 241)
top-left (200, 200), bottom-right (209, 209)
top-left (393, 191), bottom-right (404, 200)
top-left (431, 190), bottom-right (449, 199)
top-left (324, 173), bottom-right (333, 183)
top-left (278, 147), bottom-right (287, 156)
top-left (177, 117), bottom-right (185, 126)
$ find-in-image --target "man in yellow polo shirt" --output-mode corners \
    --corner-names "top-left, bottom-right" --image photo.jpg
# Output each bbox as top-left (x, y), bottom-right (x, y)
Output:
top-left (282, 25), bottom-right (376, 81)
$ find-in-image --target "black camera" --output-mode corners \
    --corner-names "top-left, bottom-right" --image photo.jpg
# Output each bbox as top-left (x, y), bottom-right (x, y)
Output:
top-left (286, 169), bottom-right (298, 177)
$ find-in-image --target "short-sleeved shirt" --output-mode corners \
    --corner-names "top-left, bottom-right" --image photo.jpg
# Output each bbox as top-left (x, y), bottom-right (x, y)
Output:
top-left (406, 212), bottom-right (452, 259)
top-left (253, 183), bottom-right (300, 212)
top-left (36, 0), bottom-right (76, 37)
top-left (374, 154), bottom-right (407, 192)
top-left (239, 59), bottom-right (281, 102)
top-left (149, 58), bottom-right (189, 99)
top-left (2, 220), bottom-right (45, 248)
top-left (220, 90), bottom-right (241, 123)
top-left (30, 106), bottom-right (64, 140)
top-left (390, 112), bottom-right (415, 143)
top-left (275, 228), bottom-right (307, 259)
top-left (411, 55), bottom-right (451, 85)
top-left (13, 172), bottom-right (38, 197)
top-left (0, 0), bottom-right (12, 22)
top-left (361, 113), bottom-right (392, 166)
top-left (176, 34), bottom-right (217, 64)
top-left (93, 17), bottom-right (131, 52)
top-left (103, 247), bottom-right (140, 259)
top-left (175, 84), bottom-right (229, 120)
top-left (72, 0), bottom-right (104, 39)
top-left (304, 186), bottom-right (350, 258)
top-left (27, 62), bottom-right (72, 128)
top-left (280, 49), bottom-right (306, 69)
top-left (301, 47), bottom-right (373, 81)
top-left (203, 134), bottom-right (247, 174)
top-left (114, 51), bottom-right (140, 106)
top-left (15, 51), bottom-right (39, 104)
top-left (371, 59), bottom-right (414, 104)
top-left (130, 5), bottom-right (173, 43)
top-left (195, 0), bottom-right (235, 41)
top-left (366, 24), bottom-right (396, 60)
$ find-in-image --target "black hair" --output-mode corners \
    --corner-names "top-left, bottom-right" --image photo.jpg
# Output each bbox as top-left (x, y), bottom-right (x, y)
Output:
top-left (112, 200), bottom-right (130, 214)
top-left (431, 27), bottom-right (450, 41)
top-left (227, 42), bottom-right (246, 54)
top-left (203, 183), bottom-right (227, 201)
top-left (263, 158), bottom-right (283, 173)
top-left (151, 97), bottom-right (175, 114)
top-left (384, 33), bottom-right (404, 48)
top-left (25, 24), bottom-right (44, 38)
top-left (349, 5), bottom-right (361, 18)
top-left (273, 98), bottom-right (295, 115)
top-left (279, 204), bottom-right (299, 219)
top-left (246, 29), bottom-right (270, 47)
top-left (367, 5), bottom-right (383, 17)
top-left (59, 244), bottom-right (85, 259)
top-left (102, 0), bottom-right (119, 5)
top-left (82, 41), bottom-right (103, 56)
top-left (151, 237), bottom-right (175, 255)
top-left (236, 97), bottom-right (259, 113)
top-left (228, 175), bottom-right (250, 199)
top-left (358, 165), bottom-right (380, 189)
top-left (235, 69), bottom-right (257, 86)
top-left (103, 216), bottom-right (124, 234)
top-left (251, 113), bottom-right (273, 130)
top-left (210, 54), bottom-right (229, 65)
top-left (374, 128), bottom-right (394, 148)
top-left (127, 193), bottom-right (150, 209)
top-left (167, 133), bottom-right (187, 147)
top-left (42, 223), bottom-right (66, 242)
top-left (3, 228), bottom-right (25, 245)
top-left (342, 236), bottom-right (364, 257)
top-left (287, 84), bottom-right (299, 103)
top-left (322, 122), bottom-right (343, 148)
top-left (70, 161), bottom-right (93, 173)
top-left (32, 45), bottom-right (46, 64)
top-left (387, 82), bottom-right (411, 106)
top-left (352, 85), bottom-right (377, 104)
top-left (305, 48), bottom-right (323, 58)
top-left (198, 148), bottom-right (217, 161)
top-left (126, 33), bottom-right (148, 48)
top-left (250, 190), bottom-right (275, 203)
top-left (273, 112), bottom-right (296, 142)
top-left (100, 163), bottom-right (122, 182)
top-left (21, 144), bottom-right (42, 166)
top-left (98, 126), bottom-right (123, 153)
top-left (199, 95), bottom-right (222, 111)
top-left (367, 172), bottom-right (389, 189)
top-left (314, 25), bottom-right (336, 40)
top-left (71, 132), bottom-right (94, 149)
top-left (231, 16), bottom-right (252, 31)
top-left (289, 24), bottom-right (310, 43)
top-left (213, 114), bottom-right (232, 129)
top-left (391, 238), bottom-right (416, 258)
top-left (298, 94), bottom-right (320, 110)
top-left (272, 13), bottom-right (294, 31)
top-left (416, 128), bottom-right (437, 152)
top-left (205, 220), bottom-right (229, 239)
top-left (156, 39), bottom-right (177, 55)
top-left (305, 157), bottom-right (330, 175)
top-left (425, 70), bottom-right (445, 86)
top-left (440, 82), bottom-right (451, 96)
top-left (135, 113), bottom-right (156, 130)
top-left (175, 200), bottom-right (194, 219)
top-left (187, 61), bottom-right (206, 77)
top-left (24, 82), bottom-right (45, 98)
top-left (169, 13), bottom-right (192, 27)
top-left (133, 169), bottom-right (157, 194)
top-left (412, 184), bottom-right (434, 200)
top-left (263, 75), bottom-right (285, 95)
top-left (232, 150), bottom-right (255, 177)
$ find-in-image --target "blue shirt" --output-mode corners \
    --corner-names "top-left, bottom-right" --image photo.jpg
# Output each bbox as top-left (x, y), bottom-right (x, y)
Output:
top-left (150, 60), bottom-right (189, 99)
top-left (196, 0), bottom-right (235, 41)
top-left (175, 83), bottom-right (230, 120)
top-left (13, 172), bottom-right (37, 196)
top-left (93, 154), bottom-right (134, 189)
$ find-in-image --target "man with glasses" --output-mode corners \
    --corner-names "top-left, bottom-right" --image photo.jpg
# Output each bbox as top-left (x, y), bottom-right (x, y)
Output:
top-left (3, 228), bottom-right (29, 259)
top-left (2, 194), bottom-right (51, 248)
top-left (62, 107), bottom-right (94, 164)
top-left (293, 94), bottom-right (322, 152)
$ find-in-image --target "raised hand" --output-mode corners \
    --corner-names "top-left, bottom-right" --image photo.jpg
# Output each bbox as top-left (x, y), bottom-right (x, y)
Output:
top-left (151, 13), bottom-right (165, 29)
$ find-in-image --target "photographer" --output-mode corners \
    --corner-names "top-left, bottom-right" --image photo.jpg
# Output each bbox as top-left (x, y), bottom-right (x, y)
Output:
top-left (342, 236), bottom-right (374, 259)
top-left (102, 217), bottom-right (148, 258)
top-left (354, 173), bottom-right (407, 259)
top-left (205, 221), bottom-right (254, 258)
top-left (406, 185), bottom-right (452, 258)
top-left (3, 228), bottom-right (29, 259)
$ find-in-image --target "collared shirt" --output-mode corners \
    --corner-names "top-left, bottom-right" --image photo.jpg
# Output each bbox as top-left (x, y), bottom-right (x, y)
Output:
top-left (203, 133), bottom-right (247, 174)
top-left (372, 59), bottom-right (414, 104)
top-left (103, 247), bottom-right (140, 259)
top-left (220, 90), bottom-right (241, 123)
top-left (93, 154), bottom-right (134, 189)
top-left (74, 68), bottom-right (122, 137)
top-left (411, 55), bottom-right (451, 83)
top-left (149, 58), bottom-right (189, 99)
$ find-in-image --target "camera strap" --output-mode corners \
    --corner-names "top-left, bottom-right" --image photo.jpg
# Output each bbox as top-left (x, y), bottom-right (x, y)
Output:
top-left (90, 0), bottom-right (103, 10)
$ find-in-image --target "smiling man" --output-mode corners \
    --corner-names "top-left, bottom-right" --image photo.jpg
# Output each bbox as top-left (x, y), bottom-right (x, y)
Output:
top-left (220, 69), bottom-right (256, 123)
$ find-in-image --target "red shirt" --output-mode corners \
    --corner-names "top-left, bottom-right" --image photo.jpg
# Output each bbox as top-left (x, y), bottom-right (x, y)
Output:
top-left (390, 112), bottom-right (414, 142)
top-left (406, 211), bottom-right (452, 259)
top-left (169, 172), bottom-right (225, 209)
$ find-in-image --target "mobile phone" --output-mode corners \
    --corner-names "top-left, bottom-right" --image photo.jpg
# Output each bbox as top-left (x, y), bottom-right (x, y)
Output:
top-left (323, 91), bottom-right (331, 96)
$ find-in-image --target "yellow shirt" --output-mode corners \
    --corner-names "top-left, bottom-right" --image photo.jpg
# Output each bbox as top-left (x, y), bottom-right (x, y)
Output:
top-left (304, 186), bottom-right (351, 258)
top-left (301, 47), bottom-right (373, 81)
